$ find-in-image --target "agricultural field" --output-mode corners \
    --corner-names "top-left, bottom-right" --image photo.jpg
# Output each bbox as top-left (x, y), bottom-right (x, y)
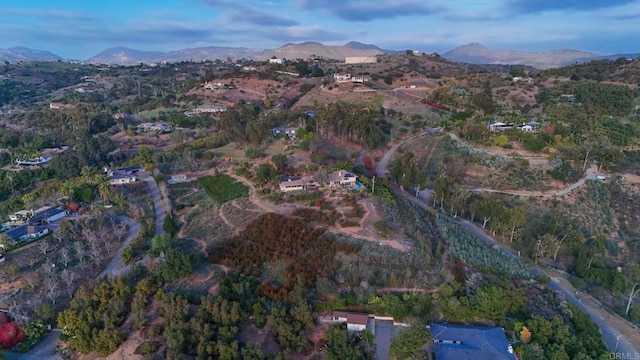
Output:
top-left (198, 174), bottom-right (248, 203)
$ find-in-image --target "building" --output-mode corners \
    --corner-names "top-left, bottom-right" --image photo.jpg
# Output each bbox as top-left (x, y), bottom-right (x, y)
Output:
top-left (279, 177), bottom-right (305, 192)
top-left (15, 156), bottom-right (52, 166)
top-left (345, 56), bottom-right (378, 64)
top-left (4, 225), bottom-right (50, 243)
top-left (167, 174), bottom-right (189, 184)
top-left (330, 311), bottom-right (371, 332)
top-left (430, 323), bottom-right (516, 360)
top-left (110, 173), bottom-right (138, 185)
top-left (326, 171), bottom-right (357, 187)
top-left (29, 207), bottom-right (69, 224)
top-left (137, 122), bottom-right (172, 133)
top-left (9, 210), bottom-right (32, 222)
top-left (271, 127), bottom-right (299, 138)
top-left (334, 73), bottom-right (352, 82)
top-left (269, 58), bottom-right (286, 64)
top-left (49, 102), bottom-right (74, 109)
top-left (107, 166), bottom-right (142, 177)
top-left (488, 122), bottom-right (514, 132)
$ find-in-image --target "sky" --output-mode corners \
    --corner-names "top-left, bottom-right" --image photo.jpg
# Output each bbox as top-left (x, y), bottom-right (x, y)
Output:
top-left (1, 0), bottom-right (640, 59)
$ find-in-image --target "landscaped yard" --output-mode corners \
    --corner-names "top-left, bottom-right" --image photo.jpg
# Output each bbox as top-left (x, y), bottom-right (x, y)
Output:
top-left (198, 174), bottom-right (248, 203)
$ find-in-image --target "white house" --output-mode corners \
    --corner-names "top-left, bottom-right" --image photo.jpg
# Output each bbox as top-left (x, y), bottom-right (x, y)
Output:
top-left (110, 174), bottom-right (137, 185)
top-left (279, 177), bottom-right (305, 192)
top-left (271, 127), bottom-right (299, 138)
top-left (331, 311), bottom-right (371, 332)
top-left (269, 58), bottom-right (285, 64)
top-left (334, 73), bottom-right (352, 82)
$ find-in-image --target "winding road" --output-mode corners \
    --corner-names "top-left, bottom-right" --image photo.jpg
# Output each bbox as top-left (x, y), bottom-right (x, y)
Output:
top-left (378, 133), bottom-right (639, 356)
top-left (99, 216), bottom-right (142, 278)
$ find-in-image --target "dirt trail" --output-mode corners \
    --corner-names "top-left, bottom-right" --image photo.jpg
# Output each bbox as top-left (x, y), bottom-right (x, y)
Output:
top-left (376, 287), bottom-right (439, 293)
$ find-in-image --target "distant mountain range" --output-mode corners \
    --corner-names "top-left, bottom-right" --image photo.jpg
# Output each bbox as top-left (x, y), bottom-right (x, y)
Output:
top-left (1, 42), bottom-right (639, 68)
top-left (0, 46), bottom-right (62, 63)
top-left (260, 41), bottom-right (385, 61)
top-left (86, 46), bottom-right (268, 65)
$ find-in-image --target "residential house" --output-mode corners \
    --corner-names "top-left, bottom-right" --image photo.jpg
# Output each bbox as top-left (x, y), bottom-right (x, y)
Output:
top-left (107, 166), bottom-right (142, 177)
top-left (29, 207), bottom-right (69, 224)
top-left (279, 177), bottom-right (305, 192)
top-left (430, 323), bottom-right (516, 360)
top-left (5, 225), bottom-right (50, 243)
top-left (9, 210), bottom-right (32, 222)
top-left (488, 122), bottom-right (513, 132)
top-left (330, 311), bottom-right (371, 332)
top-left (334, 73), bottom-right (352, 82)
top-left (110, 173), bottom-right (138, 185)
top-left (560, 94), bottom-right (577, 103)
top-left (137, 122), bottom-right (172, 133)
top-left (49, 102), bottom-right (74, 109)
top-left (326, 171), bottom-right (357, 187)
top-left (271, 127), bottom-right (299, 138)
top-left (269, 58), bottom-right (286, 64)
top-left (167, 174), bottom-right (189, 184)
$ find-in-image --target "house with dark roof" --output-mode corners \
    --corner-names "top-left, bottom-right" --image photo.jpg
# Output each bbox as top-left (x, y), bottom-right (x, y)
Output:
top-left (29, 207), bottom-right (68, 225)
top-left (430, 323), bottom-right (516, 360)
top-left (326, 171), bottom-right (357, 187)
top-left (4, 225), bottom-right (49, 243)
top-left (330, 311), bottom-right (372, 332)
top-left (279, 177), bottom-right (306, 192)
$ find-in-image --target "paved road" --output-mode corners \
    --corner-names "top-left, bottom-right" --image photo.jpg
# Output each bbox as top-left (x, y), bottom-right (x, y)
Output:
top-left (395, 188), bottom-right (638, 355)
top-left (3, 329), bottom-right (62, 360)
top-left (375, 131), bottom-right (426, 178)
top-left (142, 174), bottom-right (166, 235)
top-left (549, 279), bottom-right (638, 357)
top-left (99, 216), bottom-right (141, 278)
top-left (374, 319), bottom-right (394, 360)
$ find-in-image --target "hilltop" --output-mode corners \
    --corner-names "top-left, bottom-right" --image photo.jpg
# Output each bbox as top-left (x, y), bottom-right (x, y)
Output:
top-left (443, 43), bottom-right (598, 69)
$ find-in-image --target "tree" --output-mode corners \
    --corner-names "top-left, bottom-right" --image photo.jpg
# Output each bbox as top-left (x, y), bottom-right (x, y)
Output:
top-left (389, 321), bottom-right (430, 359)
top-left (508, 206), bottom-right (526, 242)
top-left (271, 154), bottom-right (287, 172)
top-left (163, 214), bottom-right (179, 237)
top-left (324, 323), bottom-right (367, 360)
top-left (624, 264), bottom-right (640, 317)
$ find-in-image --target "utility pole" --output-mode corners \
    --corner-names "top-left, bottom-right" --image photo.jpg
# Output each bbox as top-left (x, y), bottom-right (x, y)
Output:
top-left (372, 176), bottom-right (375, 195)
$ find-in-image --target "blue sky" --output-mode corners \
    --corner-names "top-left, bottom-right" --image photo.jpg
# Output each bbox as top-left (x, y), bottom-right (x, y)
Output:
top-left (1, 0), bottom-right (639, 59)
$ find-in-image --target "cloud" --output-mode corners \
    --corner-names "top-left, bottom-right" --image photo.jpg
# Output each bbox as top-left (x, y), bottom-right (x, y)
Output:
top-left (227, 9), bottom-right (299, 26)
top-left (0, 7), bottom-right (99, 21)
top-left (264, 25), bottom-right (349, 42)
top-left (296, 0), bottom-right (442, 21)
top-left (507, 0), bottom-right (637, 14)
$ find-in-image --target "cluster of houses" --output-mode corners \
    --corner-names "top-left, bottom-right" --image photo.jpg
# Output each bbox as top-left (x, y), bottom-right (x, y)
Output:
top-left (1, 206), bottom-right (71, 245)
top-left (279, 170), bottom-right (358, 192)
top-left (333, 73), bottom-right (367, 83)
top-left (325, 311), bottom-right (516, 359)
top-left (106, 165), bottom-right (143, 185)
top-left (488, 121), bottom-right (539, 133)
top-left (185, 105), bottom-right (228, 116)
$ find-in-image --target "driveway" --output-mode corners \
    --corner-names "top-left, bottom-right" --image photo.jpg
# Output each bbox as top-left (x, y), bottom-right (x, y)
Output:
top-left (99, 216), bottom-right (141, 278)
top-left (142, 174), bottom-right (166, 235)
top-left (4, 329), bottom-right (62, 360)
top-left (374, 319), bottom-right (394, 360)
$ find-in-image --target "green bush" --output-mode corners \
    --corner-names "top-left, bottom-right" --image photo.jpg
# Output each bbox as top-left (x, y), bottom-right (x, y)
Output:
top-left (198, 174), bottom-right (248, 203)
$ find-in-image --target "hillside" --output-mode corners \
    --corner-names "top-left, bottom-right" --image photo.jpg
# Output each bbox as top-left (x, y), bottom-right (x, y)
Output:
top-left (261, 41), bottom-right (383, 60)
top-left (87, 46), bottom-right (268, 65)
top-left (444, 43), bottom-right (598, 69)
top-left (0, 46), bottom-right (63, 62)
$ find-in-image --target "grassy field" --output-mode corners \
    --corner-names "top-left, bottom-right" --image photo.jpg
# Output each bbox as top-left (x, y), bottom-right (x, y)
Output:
top-left (198, 174), bottom-right (248, 203)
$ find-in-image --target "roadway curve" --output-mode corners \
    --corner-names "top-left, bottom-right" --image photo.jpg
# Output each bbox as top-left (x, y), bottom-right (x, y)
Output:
top-left (378, 134), bottom-right (639, 356)
top-left (99, 216), bottom-right (142, 278)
